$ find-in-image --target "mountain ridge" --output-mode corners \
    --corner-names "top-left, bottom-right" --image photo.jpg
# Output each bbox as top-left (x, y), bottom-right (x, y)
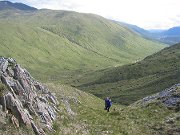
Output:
top-left (120, 22), bottom-right (180, 45)
top-left (0, 1), bottom-right (37, 11)
top-left (163, 26), bottom-right (180, 35)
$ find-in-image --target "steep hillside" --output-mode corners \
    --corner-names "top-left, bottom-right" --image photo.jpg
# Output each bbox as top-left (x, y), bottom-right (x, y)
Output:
top-left (46, 83), bottom-right (180, 135)
top-left (0, 4), bottom-right (165, 82)
top-left (71, 43), bottom-right (180, 105)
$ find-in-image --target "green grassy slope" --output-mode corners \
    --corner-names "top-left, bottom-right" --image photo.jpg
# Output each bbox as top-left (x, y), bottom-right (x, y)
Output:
top-left (71, 43), bottom-right (180, 105)
top-left (0, 9), bottom-right (165, 82)
top-left (0, 22), bottom-right (119, 79)
top-left (2, 81), bottom-right (177, 135)
top-left (46, 83), bottom-right (179, 135)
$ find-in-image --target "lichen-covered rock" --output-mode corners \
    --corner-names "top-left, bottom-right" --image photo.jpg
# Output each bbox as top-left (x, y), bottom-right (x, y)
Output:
top-left (0, 57), bottom-right (59, 134)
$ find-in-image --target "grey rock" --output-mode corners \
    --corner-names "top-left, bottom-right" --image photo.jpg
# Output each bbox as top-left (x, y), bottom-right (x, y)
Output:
top-left (35, 100), bottom-right (53, 124)
top-left (31, 121), bottom-right (41, 135)
top-left (7, 57), bottom-right (16, 64)
top-left (0, 58), bottom-right (8, 72)
top-left (134, 84), bottom-right (180, 109)
top-left (0, 57), bottom-right (58, 134)
top-left (163, 97), bottom-right (180, 107)
top-left (11, 115), bottom-right (20, 128)
top-left (48, 93), bottom-right (58, 105)
top-left (7, 67), bottom-right (14, 77)
top-left (1, 74), bottom-right (15, 87)
top-left (0, 96), bottom-right (6, 111)
top-left (39, 96), bottom-right (48, 103)
top-left (12, 80), bottom-right (25, 97)
top-left (5, 92), bottom-right (31, 126)
top-left (0, 105), bottom-right (7, 125)
top-left (47, 106), bottom-right (56, 120)
top-left (34, 82), bottom-right (49, 94)
top-left (0, 71), bottom-right (3, 76)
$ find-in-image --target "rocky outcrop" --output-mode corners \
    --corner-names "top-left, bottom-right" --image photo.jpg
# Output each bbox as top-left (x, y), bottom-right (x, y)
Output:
top-left (135, 84), bottom-right (180, 110)
top-left (0, 57), bottom-right (59, 134)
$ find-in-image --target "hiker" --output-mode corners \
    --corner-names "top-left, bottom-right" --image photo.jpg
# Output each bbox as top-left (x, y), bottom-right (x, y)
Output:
top-left (104, 97), bottom-right (112, 112)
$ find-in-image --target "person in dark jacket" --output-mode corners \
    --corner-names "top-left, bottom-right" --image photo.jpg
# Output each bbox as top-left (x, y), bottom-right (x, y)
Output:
top-left (104, 97), bottom-right (112, 112)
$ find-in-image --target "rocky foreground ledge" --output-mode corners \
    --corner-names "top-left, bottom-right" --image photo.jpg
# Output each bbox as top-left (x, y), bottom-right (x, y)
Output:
top-left (0, 57), bottom-right (59, 134)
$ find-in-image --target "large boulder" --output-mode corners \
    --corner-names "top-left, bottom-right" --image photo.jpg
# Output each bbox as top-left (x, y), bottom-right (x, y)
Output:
top-left (0, 57), bottom-right (59, 134)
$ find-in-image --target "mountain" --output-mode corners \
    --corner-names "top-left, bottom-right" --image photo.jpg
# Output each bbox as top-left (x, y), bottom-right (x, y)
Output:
top-left (159, 26), bottom-right (180, 44)
top-left (118, 22), bottom-right (154, 38)
top-left (0, 1), bottom-right (37, 11)
top-left (121, 22), bottom-right (180, 45)
top-left (163, 26), bottom-right (180, 35)
top-left (0, 1), bottom-right (165, 83)
top-left (71, 43), bottom-right (180, 105)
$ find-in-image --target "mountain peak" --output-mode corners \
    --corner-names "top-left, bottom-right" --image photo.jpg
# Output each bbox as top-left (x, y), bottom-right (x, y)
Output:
top-left (165, 26), bottom-right (180, 35)
top-left (0, 1), bottom-right (37, 11)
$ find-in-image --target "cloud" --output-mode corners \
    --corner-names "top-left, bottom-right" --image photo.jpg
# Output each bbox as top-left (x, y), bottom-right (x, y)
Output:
top-left (4, 0), bottom-right (180, 29)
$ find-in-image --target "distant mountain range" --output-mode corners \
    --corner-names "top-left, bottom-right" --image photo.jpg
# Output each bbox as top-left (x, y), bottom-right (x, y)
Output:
top-left (0, 1), bottom-right (37, 11)
top-left (162, 26), bottom-right (180, 35)
top-left (119, 22), bottom-right (180, 45)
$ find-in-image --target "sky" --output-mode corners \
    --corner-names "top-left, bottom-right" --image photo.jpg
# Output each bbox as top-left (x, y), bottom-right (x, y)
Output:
top-left (3, 0), bottom-right (180, 30)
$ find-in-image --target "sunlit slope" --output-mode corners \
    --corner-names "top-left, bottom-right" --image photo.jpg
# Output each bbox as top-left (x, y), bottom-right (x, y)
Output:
top-left (0, 9), bottom-right (165, 81)
top-left (0, 22), bottom-right (118, 77)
